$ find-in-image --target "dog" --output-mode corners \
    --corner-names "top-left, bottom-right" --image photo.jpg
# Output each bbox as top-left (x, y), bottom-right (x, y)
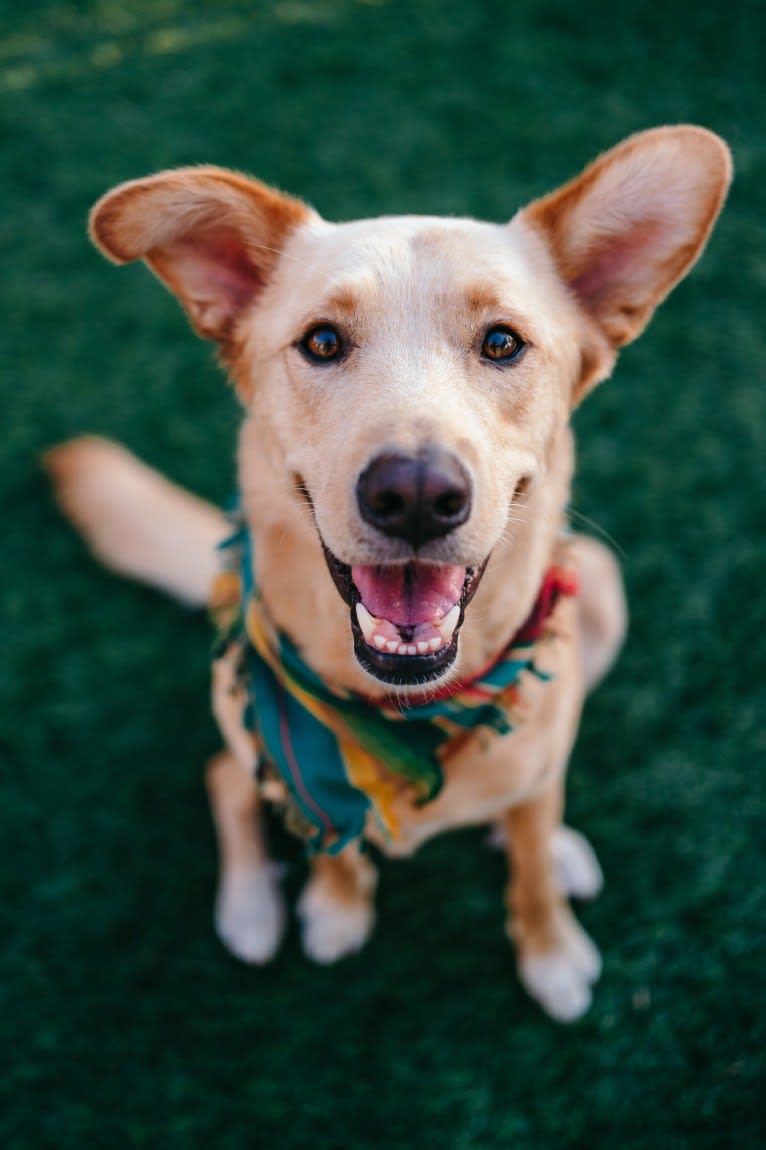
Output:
top-left (46, 126), bottom-right (731, 1021)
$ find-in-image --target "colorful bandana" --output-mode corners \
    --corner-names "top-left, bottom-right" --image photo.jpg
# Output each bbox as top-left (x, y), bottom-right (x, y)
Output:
top-left (210, 520), bottom-right (577, 855)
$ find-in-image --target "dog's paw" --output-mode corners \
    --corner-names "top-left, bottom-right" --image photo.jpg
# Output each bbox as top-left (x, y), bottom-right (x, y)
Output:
top-left (215, 864), bottom-right (286, 965)
top-left (297, 880), bottom-right (375, 964)
top-left (551, 825), bottom-right (604, 900)
top-left (516, 909), bottom-right (602, 1023)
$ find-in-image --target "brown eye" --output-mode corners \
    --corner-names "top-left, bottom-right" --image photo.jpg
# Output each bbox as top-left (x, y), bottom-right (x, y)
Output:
top-left (299, 324), bottom-right (344, 363)
top-left (481, 325), bottom-right (524, 363)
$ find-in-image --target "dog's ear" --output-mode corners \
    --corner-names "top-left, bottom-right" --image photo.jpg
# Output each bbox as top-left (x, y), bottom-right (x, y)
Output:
top-left (89, 167), bottom-right (313, 347)
top-left (519, 126), bottom-right (732, 402)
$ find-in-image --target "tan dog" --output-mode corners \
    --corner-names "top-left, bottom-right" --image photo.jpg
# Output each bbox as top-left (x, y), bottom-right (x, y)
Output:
top-left (47, 126), bottom-right (731, 1021)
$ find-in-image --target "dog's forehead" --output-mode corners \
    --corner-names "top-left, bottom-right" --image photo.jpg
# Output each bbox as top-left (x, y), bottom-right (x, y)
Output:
top-left (280, 213), bottom-right (558, 317)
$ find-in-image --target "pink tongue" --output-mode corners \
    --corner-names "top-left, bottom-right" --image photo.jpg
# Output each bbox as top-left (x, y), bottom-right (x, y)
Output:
top-left (351, 563), bottom-right (466, 627)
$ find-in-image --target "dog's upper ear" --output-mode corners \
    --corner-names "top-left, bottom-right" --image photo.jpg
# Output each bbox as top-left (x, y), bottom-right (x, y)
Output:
top-left (89, 167), bottom-right (313, 345)
top-left (518, 126), bottom-right (732, 401)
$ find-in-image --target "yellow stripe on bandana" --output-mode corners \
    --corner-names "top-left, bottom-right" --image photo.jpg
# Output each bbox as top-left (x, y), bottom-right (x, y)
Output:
top-left (211, 517), bottom-right (577, 854)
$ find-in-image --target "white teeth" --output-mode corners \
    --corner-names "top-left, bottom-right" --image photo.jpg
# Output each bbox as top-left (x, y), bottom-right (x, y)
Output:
top-left (355, 602), bottom-right (380, 642)
top-left (357, 598), bottom-right (460, 658)
top-left (437, 603), bottom-right (461, 643)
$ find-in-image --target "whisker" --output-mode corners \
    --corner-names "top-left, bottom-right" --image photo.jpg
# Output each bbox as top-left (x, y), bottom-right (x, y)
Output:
top-left (565, 505), bottom-right (625, 559)
top-left (246, 239), bottom-right (334, 285)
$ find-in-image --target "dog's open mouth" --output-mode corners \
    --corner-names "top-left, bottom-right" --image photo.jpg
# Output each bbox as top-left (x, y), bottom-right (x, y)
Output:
top-left (321, 544), bottom-right (487, 686)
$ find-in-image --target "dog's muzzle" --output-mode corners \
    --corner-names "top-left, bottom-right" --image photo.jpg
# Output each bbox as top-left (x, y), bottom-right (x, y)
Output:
top-left (319, 447), bottom-right (489, 687)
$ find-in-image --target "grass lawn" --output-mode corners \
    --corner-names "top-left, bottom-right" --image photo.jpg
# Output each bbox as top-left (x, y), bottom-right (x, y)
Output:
top-left (2, 1), bottom-right (765, 1146)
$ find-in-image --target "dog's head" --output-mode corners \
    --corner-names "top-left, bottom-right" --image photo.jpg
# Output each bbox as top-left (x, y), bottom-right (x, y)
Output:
top-left (90, 128), bottom-right (731, 689)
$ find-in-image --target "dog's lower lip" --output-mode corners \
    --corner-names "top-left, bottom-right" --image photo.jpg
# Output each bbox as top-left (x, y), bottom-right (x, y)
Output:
top-left (353, 631), bottom-right (460, 685)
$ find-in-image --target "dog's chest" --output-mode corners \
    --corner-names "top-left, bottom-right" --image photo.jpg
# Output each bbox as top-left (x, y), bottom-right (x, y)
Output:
top-left (213, 593), bottom-right (582, 858)
top-left (366, 612), bottom-right (583, 855)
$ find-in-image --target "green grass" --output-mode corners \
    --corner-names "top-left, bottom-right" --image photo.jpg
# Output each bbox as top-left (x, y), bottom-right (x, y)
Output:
top-left (2, 1), bottom-right (765, 1146)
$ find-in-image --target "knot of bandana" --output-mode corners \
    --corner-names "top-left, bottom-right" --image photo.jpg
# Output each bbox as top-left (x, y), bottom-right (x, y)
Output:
top-left (210, 518), bottom-right (577, 854)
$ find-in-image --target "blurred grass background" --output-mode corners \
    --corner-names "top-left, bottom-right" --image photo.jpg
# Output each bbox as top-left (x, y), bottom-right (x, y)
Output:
top-left (2, 1), bottom-right (765, 1146)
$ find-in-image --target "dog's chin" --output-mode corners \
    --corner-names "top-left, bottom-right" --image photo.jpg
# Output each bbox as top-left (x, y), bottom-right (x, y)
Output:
top-left (320, 542), bottom-right (488, 689)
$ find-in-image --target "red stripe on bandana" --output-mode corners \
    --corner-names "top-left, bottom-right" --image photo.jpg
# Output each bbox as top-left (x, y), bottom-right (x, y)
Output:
top-left (411, 565), bottom-right (578, 704)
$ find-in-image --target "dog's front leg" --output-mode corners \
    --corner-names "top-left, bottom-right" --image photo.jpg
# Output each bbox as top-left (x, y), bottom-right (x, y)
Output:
top-left (205, 749), bottom-right (286, 964)
top-left (504, 781), bottom-right (601, 1022)
top-left (206, 647), bottom-right (287, 964)
top-left (298, 844), bottom-right (378, 964)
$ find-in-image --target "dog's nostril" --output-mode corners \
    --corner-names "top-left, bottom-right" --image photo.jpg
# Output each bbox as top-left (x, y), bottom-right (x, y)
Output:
top-left (357, 448), bottom-right (472, 548)
top-left (434, 489), bottom-right (467, 519)
top-left (372, 490), bottom-right (407, 520)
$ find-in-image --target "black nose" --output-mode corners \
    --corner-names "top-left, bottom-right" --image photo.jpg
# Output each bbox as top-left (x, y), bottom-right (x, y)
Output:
top-left (357, 447), bottom-right (472, 547)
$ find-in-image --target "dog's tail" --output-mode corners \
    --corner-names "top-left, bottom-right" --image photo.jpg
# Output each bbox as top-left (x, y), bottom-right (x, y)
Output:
top-left (44, 437), bottom-right (229, 607)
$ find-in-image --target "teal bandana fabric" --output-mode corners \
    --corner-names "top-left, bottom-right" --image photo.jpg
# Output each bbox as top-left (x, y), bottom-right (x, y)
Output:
top-left (211, 522), bottom-right (577, 854)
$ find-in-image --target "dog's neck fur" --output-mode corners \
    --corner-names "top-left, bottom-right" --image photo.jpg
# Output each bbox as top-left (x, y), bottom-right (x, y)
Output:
top-left (237, 414), bottom-right (575, 699)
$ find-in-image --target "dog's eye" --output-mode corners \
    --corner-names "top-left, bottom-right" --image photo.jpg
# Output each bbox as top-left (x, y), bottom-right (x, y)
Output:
top-left (481, 325), bottom-right (524, 363)
top-left (299, 325), bottom-right (344, 363)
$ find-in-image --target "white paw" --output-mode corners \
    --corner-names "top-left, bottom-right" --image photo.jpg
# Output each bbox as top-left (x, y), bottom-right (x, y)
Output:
top-left (487, 822), bottom-right (604, 900)
top-left (215, 864), bottom-right (286, 965)
top-left (517, 915), bottom-right (602, 1023)
top-left (297, 882), bottom-right (375, 965)
top-left (552, 825), bottom-right (604, 900)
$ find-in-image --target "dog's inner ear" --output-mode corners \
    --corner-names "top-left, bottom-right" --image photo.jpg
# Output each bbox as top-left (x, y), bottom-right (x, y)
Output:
top-left (89, 168), bottom-right (313, 344)
top-left (519, 126), bottom-right (732, 401)
top-left (147, 226), bottom-right (264, 341)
